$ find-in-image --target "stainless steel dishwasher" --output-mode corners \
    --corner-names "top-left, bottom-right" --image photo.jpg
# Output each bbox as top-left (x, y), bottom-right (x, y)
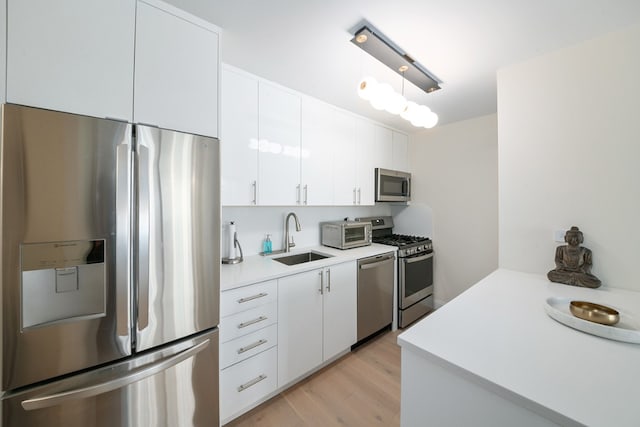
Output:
top-left (357, 252), bottom-right (395, 341)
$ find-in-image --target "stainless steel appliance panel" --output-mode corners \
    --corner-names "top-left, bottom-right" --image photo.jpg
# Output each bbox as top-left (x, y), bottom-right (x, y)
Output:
top-left (1, 104), bottom-right (132, 391)
top-left (1, 329), bottom-right (219, 427)
top-left (135, 126), bottom-right (220, 352)
top-left (399, 252), bottom-right (434, 309)
top-left (399, 295), bottom-right (434, 328)
top-left (357, 252), bottom-right (395, 341)
top-left (321, 220), bottom-right (371, 250)
top-left (375, 168), bottom-right (411, 202)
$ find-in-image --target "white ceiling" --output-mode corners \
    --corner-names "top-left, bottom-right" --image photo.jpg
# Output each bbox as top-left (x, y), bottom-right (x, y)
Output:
top-left (165, 0), bottom-right (640, 133)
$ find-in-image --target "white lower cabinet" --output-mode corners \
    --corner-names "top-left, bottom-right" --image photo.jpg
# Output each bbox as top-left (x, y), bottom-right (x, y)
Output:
top-left (221, 262), bottom-right (357, 423)
top-left (322, 262), bottom-right (357, 361)
top-left (220, 280), bottom-right (278, 423)
top-left (220, 301), bottom-right (277, 343)
top-left (220, 347), bottom-right (277, 422)
top-left (278, 261), bottom-right (357, 386)
top-left (277, 269), bottom-right (324, 386)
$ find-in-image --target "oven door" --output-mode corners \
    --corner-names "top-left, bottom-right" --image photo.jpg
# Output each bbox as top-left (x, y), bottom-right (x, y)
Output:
top-left (399, 252), bottom-right (434, 309)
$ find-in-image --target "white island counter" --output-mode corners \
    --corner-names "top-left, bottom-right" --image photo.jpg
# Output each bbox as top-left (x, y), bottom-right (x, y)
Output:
top-left (398, 269), bottom-right (640, 427)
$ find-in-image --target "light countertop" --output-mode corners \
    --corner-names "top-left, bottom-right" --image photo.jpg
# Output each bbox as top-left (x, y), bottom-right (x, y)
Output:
top-left (398, 269), bottom-right (640, 427)
top-left (221, 243), bottom-right (396, 291)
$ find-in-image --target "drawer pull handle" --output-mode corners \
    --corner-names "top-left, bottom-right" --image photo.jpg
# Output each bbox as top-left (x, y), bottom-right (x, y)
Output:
top-left (237, 292), bottom-right (268, 304)
top-left (238, 316), bottom-right (267, 329)
top-left (238, 374), bottom-right (267, 392)
top-left (237, 339), bottom-right (268, 354)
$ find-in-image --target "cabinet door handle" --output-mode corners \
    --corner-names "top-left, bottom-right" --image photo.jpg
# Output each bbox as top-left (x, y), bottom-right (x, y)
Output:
top-left (237, 339), bottom-right (268, 354)
top-left (237, 292), bottom-right (268, 304)
top-left (357, 188), bottom-right (362, 205)
top-left (238, 316), bottom-right (267, 329)
top-left (296, 184), bottom-right (301, 204)
top-left (326, 269), bottom-right (331, 292)
top-left (303, 184), bottom-right (308, 205)
top-left (319, 271), bottom-right (324, 295)
top-left (251, 181), bottom-right (257, 205)
top-left (237, 374), bottom-right (267, 392)
top-left (353, 188), bottom-right (357, 205)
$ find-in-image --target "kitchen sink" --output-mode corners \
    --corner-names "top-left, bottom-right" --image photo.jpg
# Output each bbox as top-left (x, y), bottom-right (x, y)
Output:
top-left (273, 251), bottom-right (332, 266)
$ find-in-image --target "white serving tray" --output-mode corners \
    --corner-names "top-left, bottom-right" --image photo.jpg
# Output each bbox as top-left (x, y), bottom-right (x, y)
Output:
top-left (545, 296), bottom-right (640, 344)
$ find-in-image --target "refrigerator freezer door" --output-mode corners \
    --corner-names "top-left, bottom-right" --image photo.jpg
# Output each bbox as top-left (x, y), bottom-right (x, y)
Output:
top-left (1, 329), bottom-right (219, 427)
top-left (135, 125), bottom-right (220, 351)
top-left (0, 104), bottom-right (132, 391)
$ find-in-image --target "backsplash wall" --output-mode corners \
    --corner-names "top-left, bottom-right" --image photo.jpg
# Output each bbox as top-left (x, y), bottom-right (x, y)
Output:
top-left (221, 205), bottom-right (392, 258)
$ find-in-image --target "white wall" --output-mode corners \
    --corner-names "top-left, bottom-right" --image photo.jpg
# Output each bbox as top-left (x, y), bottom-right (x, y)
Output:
top-left (409, 114), bottom-right (499, 305)
top-left (497, 24), bottom-right (640, 290)
top-left (221, 205), bottom-right (391, 257)
top-left (1, 0), bottom-right (6, 103)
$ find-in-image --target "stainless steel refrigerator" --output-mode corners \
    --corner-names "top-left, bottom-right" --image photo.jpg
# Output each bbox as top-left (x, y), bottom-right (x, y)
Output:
top-left (0, 104), bottom-right (220, 426)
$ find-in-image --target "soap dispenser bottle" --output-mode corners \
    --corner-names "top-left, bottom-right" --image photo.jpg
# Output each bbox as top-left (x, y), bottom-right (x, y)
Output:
top-left (263, 234), bottom-right (272, 254)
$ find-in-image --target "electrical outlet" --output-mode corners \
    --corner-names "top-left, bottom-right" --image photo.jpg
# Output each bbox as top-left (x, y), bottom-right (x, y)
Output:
top-left (554, 229), bottom-right (567, 242)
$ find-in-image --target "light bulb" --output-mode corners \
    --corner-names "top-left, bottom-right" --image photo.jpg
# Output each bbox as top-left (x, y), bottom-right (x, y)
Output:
top-left (400, 101), bottom-right (419, 121)
top-left (370, 83), bottom-right (392, 110)
top-left (357, 76), bottom-right (378, 101)
top-left (422, 111), bottom-right (439, 128)
top-left (385, 92), bottom-right (408, 115)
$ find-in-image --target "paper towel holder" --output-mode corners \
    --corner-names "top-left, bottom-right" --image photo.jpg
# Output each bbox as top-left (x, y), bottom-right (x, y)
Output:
top-left (222, 232), bottom-right (244, 264)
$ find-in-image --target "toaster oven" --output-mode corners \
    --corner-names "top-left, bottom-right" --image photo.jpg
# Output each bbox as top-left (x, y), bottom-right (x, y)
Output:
top-left (321, 220), bottom-right (372, 250)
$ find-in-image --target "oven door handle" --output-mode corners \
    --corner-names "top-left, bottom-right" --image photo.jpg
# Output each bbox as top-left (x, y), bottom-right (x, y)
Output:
top-left (404, 252), bottom-right (434, 264)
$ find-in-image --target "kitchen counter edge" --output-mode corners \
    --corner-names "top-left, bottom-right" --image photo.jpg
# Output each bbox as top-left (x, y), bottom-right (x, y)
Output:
top-left (397, 268), bottom-right (640, 427)
top-left (221, 243), bottom-right (396, 291)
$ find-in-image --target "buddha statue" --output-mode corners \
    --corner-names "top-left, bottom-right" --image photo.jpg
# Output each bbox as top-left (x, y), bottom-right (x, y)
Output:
top-left (547, 226), bottom-right (601, 288)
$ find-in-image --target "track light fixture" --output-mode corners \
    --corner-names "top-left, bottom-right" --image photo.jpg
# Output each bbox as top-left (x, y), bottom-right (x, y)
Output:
top-left (351, 23), bottom-right (440, 128)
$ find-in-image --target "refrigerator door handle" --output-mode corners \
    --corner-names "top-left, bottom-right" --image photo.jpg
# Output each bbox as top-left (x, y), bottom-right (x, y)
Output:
top-left (21, 339), bottom-right (210, 411)
top-left (137, 140), bottom-right (150, 331)
top-left (116, 137), bottom-right (132, 338)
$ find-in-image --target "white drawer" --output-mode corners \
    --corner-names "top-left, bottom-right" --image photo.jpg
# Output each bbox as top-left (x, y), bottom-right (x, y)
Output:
top-left (220, 323), bottom-right (277, 369)
top-left (221, 280), bottom-right (277, 317)
top-left (220, 346), bottom-right (277, 422)
top-left (220, 301), bottom-right (277, 343)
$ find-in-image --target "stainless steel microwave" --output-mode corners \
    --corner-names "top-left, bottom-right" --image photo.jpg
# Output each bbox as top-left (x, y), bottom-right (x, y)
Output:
top-left (321, 220), bottom-right (372, 250)
top-left (375, 168), bottom-right (411, 202)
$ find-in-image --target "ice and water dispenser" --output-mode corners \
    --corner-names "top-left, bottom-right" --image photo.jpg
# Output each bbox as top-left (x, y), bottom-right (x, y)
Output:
top-left (20, 240), bottom-right (107, 329)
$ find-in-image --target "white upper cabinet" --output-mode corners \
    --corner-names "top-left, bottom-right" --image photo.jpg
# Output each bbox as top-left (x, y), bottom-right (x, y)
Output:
top-left (392, 131), bottom-right (409, 172)
top-left (219, 65), bottom-right (408, 207)
top-left (300, 98), bottom-right (335, 206)
top-left (332, 110), bottom-right (358, 205)
top-left (221, 68), bottom-right (301, 206)
top-left (355, 118), bottom-right (377, 206)
top-left (134, 0), bottom-right (220, 137)
top-left (6, 0), bottom-right (136, 120)
top-left (258, 82), bottom-right (301, 206)
top-left (221, 67), bottom-right (259, 206)
top-left (373, 125), bottom-right (394, 170)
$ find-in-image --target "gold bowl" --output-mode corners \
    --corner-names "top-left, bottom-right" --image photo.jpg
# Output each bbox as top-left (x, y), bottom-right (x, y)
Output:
top-left (569, 301), bottom-right (620, 326)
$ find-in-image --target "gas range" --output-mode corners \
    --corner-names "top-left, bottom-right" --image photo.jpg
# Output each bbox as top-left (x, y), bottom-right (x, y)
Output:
top-left (373, 234), bottom-right (433, 258)
top-left (355, 216), bottom-right (432, 257)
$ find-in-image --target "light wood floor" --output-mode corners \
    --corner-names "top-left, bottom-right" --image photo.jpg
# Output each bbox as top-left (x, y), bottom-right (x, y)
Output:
top-left (225, 330), bottom-right (401, 427)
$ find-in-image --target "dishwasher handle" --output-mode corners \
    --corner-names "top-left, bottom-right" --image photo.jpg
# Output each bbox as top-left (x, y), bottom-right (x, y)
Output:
top-left (359, 255), bottom-right (395, 270)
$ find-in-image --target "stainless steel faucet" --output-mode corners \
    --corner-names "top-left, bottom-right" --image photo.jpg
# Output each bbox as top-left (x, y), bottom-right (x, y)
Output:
top-left (284, 212), bottom-right (302, 252)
